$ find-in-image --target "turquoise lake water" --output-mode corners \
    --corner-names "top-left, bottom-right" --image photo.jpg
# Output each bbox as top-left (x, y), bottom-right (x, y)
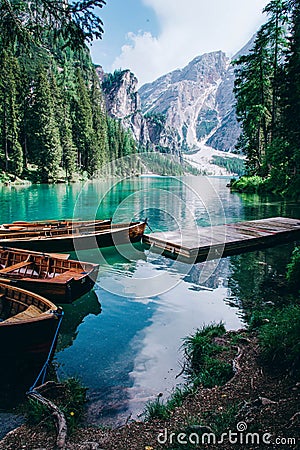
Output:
top-left (0, 176), bottom-right (299, 427)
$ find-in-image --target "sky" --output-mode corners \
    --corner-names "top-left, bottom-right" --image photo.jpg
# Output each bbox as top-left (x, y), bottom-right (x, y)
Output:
top-left (90, 0), bottom-right (270, 87)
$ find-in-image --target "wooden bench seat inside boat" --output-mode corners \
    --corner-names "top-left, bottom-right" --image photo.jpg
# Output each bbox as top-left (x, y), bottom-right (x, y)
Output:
top-left (46, 269), bottom-right (86, 282)
top-left (4, 305), bottom-right (42, 322)
top-left (0, 261), bottom-right (32, 274)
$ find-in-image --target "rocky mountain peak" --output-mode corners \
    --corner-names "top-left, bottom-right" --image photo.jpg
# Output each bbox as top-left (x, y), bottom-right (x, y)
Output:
top-left (99, 38), bottom-right (255, 156)
top-left (139, 51), bottom-right (230, 150)
top-left (102, 69), bottom-right (140, 119)
top-left (176, 51), bottom-right (228, 83)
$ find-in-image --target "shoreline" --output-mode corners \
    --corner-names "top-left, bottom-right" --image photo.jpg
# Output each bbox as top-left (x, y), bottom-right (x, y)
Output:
top-left (1, 329), bottom-right (298, 449)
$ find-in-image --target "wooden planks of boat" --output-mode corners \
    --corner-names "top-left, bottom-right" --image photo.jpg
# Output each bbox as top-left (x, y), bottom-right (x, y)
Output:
top-left (0, 247), bottom-right (99, 303)
top-left (0, 282), bottom-right (62, 359)
top-left (0, 221), bottom-right (147, 253)
top-left (0, 246), bottom-right (70, 260)
top-left (0, 218), bottom-right (112, 233)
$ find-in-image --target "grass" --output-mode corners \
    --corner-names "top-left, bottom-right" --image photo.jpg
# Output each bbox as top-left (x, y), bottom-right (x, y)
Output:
top-left (183, 323), bottom-right (226, 368)
top-left (201, 404), bottom-right (239, 435)
top-left (146, 245), bottom-right (300, 443)
top-left (143, 398), bottom-right (170, 421)
top-left (26, 377), bottom-right (87, 433)
top-left (143, 386), bottom-right (194, 421)
top-left (145, 289), bottom-right (300, 427)
top-left (248, 301), bottom-right (300, 374)
top-left (193, 358), bottom-right (234, 389)
top-left (247, 246), bottom-right (300, 374)
top-left (182, 323), bottom-right (233, 388)
top-left (165, 386), bottom-right (194, 411)
top-left (164, 404), bottom-right (239, 449)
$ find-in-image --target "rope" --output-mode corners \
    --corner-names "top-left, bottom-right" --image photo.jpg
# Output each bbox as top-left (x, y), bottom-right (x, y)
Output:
top-left (145, 218), bottom-right (153, 232)
top-left (27, 309), bottom-right (64, 393)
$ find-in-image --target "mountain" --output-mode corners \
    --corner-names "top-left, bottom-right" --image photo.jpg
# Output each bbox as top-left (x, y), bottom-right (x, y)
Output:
top-left (99, 37), bottom-right (255, 156)
top-left (100, 67), bottom-right (179, 154)
top-left (205, 36), bottom-right (256, 152)
top-left (139, 51), bottom-right (231, 151)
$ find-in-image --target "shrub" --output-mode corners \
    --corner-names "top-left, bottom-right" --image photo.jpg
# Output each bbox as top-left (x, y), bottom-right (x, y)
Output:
top-left (248, 309), bottom-right (273, 330)
top-left (230, 175), bottom-right (267, 194)
top-left (258, 305), bottom-right (300, 373)
top-left (286, 247), bottom-right (300, 292)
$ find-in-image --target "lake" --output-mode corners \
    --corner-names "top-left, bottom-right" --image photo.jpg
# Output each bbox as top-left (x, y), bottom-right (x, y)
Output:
top-left (0, 176), bottom-right (299, 428)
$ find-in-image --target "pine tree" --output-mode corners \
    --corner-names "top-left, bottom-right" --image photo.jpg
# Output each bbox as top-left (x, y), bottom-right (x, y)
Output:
top-left (233, 29), bottom-right (273, 175)
top-left (233, 0), bottom-right (291, 176)
top-left (51, 65), bottom-right (77, 179)
top-left (28, 66), bottom-right (62, 182)
top-left (284, 0), bottom-right (300, 186)
top-left (0, 49), bottom-right (23, 177)
top-left (72, 69), bottom-right (94, 174)
top-left (60, 106), bottom-right (77, 179)
top-left (262, 0), bottom-right (290, 135)
top-left (90, 70), bottom-right (108, 172)
top-left (18, 68), bottom-right (31, 171)
top-left (106, 116), bottom-right (119, 161)
top-left (0, 0), bottom-right (106, 50)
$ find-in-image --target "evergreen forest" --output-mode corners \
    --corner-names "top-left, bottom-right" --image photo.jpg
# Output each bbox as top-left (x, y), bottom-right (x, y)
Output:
top-left (0, 0), bottom-right (137, 183)
top-left (1, 0), bottom-right (300, 194)
top-left (232, 0), bottom-right (300, 198)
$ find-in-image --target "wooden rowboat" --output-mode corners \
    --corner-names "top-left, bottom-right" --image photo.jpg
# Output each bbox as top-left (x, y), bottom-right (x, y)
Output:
top-left (0, 283), bottom-right (63, 405)
top-left (0, 283), bottom-right (62, 359)
top-left (0, 247), bottom-right (99, 303)
top-left (0, 218), bottom-right (111, 233)
top-left (0, 221), bottom-right (147, 252)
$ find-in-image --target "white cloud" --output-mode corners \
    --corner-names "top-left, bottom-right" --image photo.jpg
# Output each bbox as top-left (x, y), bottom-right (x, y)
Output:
top-left (112, 0), bottom-right (269, 86)
top-left (113, 31), bottom-right (162, 78)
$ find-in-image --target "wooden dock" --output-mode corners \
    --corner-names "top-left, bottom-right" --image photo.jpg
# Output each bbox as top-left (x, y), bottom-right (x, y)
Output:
top-left (142, 217), bottom-right (300, 263)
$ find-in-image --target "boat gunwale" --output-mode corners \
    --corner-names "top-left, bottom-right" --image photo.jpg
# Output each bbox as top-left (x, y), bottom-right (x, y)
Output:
top-left (0, 221), bottom-right (145, 244)
top-left (0, 218), bottom-right (112, 232)
top-left (0, 248), bottom-right (99, 280)
top-left (0, 283), bottom-right (59, 327)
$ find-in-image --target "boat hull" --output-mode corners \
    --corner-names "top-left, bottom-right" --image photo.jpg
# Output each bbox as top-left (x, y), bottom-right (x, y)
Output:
top-left (0, 313), bottom-right (59, 358)
top-left (0, 248), bottom-right (100, 303)
top-left (0, 284), bottom-right (60, 358)
top-left (6, 265), bottom-right (99, 303)
top-left (0, 221), bottom-right (146, 252)
top-left (0, 284), bottom-right (61, 406)
top-left (0, 316), bottom-right (59, 407)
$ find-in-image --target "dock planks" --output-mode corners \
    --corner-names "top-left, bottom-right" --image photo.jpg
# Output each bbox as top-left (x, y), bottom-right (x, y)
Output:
top-left (142, 217), bottom-right (300, 263)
